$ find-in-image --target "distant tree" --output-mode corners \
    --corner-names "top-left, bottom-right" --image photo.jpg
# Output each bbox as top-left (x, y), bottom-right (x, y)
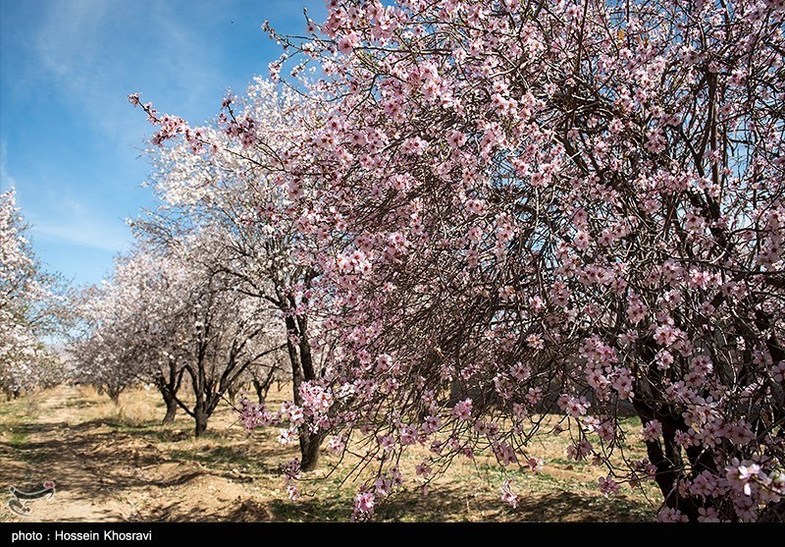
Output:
top-left (72, 252), bottom-right (181, 411)
top-left (0, 189), bottom-right (66, 398)
top-left (161, 230), bottom-right (286, 437)
top-left (249, 352), bottom-right (288, 405)
top-left (132, 80), bottom-right (330, 467)
top-left (75, 229), bottom-right (285, 436)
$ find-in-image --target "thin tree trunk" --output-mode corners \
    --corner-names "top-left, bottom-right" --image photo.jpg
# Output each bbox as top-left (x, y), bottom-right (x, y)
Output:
top-left (194, 406), bottom-right (209, 437)
top-left (297, 313), bottom-right (323, 471)
top-left (162, 396), bottom-right (178, 424)
top-left (252, 378), bottom-right (272, 405)
top-left (227, 383), bottom-right (240, 406)
top-left (285, 314), bottom-right (323, 471)
top-left (155, 372), bottom-right (179, 424)
top-left (632, 339), bottom-right (702, 521)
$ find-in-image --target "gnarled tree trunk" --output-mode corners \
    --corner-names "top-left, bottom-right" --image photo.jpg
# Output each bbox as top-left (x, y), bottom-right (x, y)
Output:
top-left (162, 394), bottom-right (178, 424)
top-left (285, 311), bottom-right (323, 472)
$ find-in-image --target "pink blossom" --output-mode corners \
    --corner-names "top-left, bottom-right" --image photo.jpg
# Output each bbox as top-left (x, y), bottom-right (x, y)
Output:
top-left (612, 368), bottom-right (634, 400)
top-left (493, 441), bottom-right (517, 465)
top-left (573, 230), bottom-right (591, 250)
top-left (422, 415), bottom-right (441, 434)
top-left (378, 434), bottom-right (395, 451)
top-left (598, 476), bottom-right (620, 496)
top-left (567, 438), bottom-right (593, 461)
top-left (657, 507), bottom-right (688, 522)
top-left (326, 435), bottom-right (346, 455)
top-left (465, 199), bottom-right (485, 215)
top-left (337, 32), bottom-right (360, 54)
top-left (557, 395), bottom-right (590, 418)
top-left (642, 420), bottom-right (662, 442)
top-left (653, 325), bottom-right (677, 347)
top-left (697, 507), bottom-right (720, 523)
top-left (499, 479), bottom-right (519, 509)
top-left (526, 334), bottom-right (544, 349)
top-left (399, 424), bottom-right (417, 445)
top-left (510, 363), bottom-right (530, 381)
top-left (452, 398), bottom-right (473, 420)
top-left (655, 350), bottom-right (674, 370)
top-left (415, 462), bottom-right (432, 478)
top-left (626, 295), bottom-right (648, 324)
top-left (446, 130), bottom-right (467, 149)
top-left (278, 427), bottom-right (298, 446)
top-left (726, 459), bottom-right (762, 496)
top-left (690, 471), bottom-right (720, 498)
top-left (353, 491), bottom-right (376, 517)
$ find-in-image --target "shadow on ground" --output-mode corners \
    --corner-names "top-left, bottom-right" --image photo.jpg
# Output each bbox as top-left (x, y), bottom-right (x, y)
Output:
top-left (0, 386), bottom-right (656, 522)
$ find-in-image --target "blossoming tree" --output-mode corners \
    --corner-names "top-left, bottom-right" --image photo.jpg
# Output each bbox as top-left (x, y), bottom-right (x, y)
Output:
top-left (75, 229), bottom-right (286, 436)
top-left (132, 80), bottom-right (331, 467)
top-left (131, 0), bottom-right (784, 521)
top-left (0, 190), bottom-right (65, 398)
top-left (72, 249), bottom-right (187, 414)
top-left (296, 0), bottom-right (785, 522)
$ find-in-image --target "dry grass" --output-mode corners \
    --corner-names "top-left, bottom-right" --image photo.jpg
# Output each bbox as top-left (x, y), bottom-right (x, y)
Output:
top-left (0, 384), bottom-right (658, 522)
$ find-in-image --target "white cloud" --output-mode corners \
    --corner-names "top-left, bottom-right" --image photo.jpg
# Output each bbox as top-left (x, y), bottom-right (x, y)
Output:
top-left (34, 0), bottom-right (110, 86)
top-left (4, 1), bottom-right (245, 262)
top-left (31, 220), bottom-right (128, 252)
top-left (33, 0), bottom-right (229, 144)
top-left (0, 140), bottom-right (19, 192)
top-left (1, 142), bottom-right (129, 252)
top-left (29, 196), bottom-right (131, 252)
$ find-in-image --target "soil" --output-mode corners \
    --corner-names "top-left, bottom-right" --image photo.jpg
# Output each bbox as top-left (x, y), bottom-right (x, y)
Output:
top-left (0, 385), bottom-right (272, 522)
top-left (0, 384), bottom-right (657, 522)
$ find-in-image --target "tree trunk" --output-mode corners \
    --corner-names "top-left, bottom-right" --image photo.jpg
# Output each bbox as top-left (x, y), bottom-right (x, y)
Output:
top-left (252, 378), bottom-right (268, 405)
top-left (285, 313), bottom-right (323, 471)
top-left (156, 373), bottom-right (178, 424)
top-left (193, 397), bottom-right (210, 437)
top-left (162, 396), bottom-right (178, 424)
top-left (227, 383), bottom-right (240, 406)
top-left (633, 397), bottom-right (702, 521)
top-left (299, 430), bottom-right (324, 472)
top-left (194, 408), bottom-right (208, 437)
top-left (252, 370), bottom-right (276, 405)
top-left (632, 339), bottom-right (705, 521)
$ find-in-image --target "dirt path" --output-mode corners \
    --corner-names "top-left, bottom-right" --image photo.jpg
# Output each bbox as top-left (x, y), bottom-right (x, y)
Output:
top-left (1, 385), bottom-right (656, 522)
top-left (1, 385), bottom-right (271, 522)
top-left (15, 386), bottom-right (134, 520)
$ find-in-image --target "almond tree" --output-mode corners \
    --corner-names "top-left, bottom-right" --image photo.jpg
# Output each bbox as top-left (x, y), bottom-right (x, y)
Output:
top-left (131, 0), bottom-right (784, 520)
top-left (72, 250), bottom-right (186, 415)
top-left (159, 229), bottom-right (286, 437)
top-left (132, 80), bottom-right (330, 467)
top-left (0, 190), bottom-right (65, 398)
top-left (75, 230), bottom-right (285, 436)
top-left (274, 0), bottom-right (784, 521)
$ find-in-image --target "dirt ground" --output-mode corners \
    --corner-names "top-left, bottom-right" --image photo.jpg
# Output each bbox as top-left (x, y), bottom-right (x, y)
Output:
top-left (0, 384), bottom-right (658, 522)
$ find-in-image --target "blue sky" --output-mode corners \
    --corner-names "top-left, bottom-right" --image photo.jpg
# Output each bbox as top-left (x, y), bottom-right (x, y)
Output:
top-left (0, 0), bottom-right (325, 286)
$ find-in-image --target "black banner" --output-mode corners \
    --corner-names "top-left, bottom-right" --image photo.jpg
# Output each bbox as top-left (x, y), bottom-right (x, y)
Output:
top-left (0, 522), bottom-right (777, 546)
